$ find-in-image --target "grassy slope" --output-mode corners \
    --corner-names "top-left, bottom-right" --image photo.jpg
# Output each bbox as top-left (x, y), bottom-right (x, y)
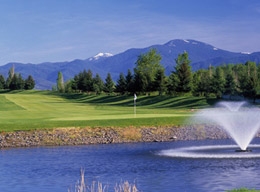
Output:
top-left (0, 90), bottom-right (217, 131)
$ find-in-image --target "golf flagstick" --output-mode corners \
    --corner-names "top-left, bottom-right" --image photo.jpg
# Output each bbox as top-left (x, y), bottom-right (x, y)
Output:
top-left (134, 94), bottom-right (137, 117)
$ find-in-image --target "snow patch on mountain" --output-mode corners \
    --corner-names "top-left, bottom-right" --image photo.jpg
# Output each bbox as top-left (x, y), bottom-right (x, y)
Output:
top-left (88, 52), bottom-right (113, 61)
top-left (241, 52), bottom-right (251, 54)
top-left (166, 41), bottom-right (176, 47)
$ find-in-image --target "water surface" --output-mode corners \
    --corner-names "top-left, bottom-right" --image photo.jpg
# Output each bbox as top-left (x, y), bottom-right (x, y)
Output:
top-left (0, 139), bottom-right (260, 192)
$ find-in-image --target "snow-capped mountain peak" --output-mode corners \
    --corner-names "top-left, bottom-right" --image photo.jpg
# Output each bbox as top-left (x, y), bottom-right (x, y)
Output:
top-left (89, 52), bottom-right (113, 61)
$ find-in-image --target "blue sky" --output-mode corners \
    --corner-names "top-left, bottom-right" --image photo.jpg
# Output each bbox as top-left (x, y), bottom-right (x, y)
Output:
top-left (0, 0), bottom-right (260, 65)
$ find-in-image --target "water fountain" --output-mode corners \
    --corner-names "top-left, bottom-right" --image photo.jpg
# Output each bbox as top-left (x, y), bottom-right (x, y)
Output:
top-left (159, 101), bottom-right (260, 158)
top-left (197, 101), bottom-right (260, 151)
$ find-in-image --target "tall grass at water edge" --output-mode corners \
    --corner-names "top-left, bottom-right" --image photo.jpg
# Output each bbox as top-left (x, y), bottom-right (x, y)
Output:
top-left (68, 170), bottom-right (138, 192)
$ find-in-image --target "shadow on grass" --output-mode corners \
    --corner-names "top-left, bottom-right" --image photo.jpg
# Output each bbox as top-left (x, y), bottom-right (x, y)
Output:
top-left (0, 90), bottom-right (219, 109)
top-left (57, 93), bottom-right (219, 109)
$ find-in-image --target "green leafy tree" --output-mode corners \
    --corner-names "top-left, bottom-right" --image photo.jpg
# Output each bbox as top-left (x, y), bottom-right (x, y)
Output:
top-left (133, 49), bottom-right (163, 93)
top-left (5, 66), bottom-right (15, 89)
top-left (57, 71), bottom-right (65, 93)
top-left (24, 75), bottom-right (35, 90)
top-left (104, 73), bottom-right (115, 94)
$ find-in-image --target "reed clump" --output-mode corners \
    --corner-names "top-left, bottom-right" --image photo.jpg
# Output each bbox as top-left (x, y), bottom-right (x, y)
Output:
top-left (68, 170), bottom-right (138, 192)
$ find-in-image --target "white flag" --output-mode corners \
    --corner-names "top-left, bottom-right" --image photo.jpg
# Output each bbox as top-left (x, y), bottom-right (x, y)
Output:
top-left (134, 94), bottom-right (137, 101)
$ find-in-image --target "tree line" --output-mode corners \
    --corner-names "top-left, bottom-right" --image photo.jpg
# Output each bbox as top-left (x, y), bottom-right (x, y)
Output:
top-left (0, 65), bottom-right (35, 90)
top-left (56, 49), bottom-right (260, 100)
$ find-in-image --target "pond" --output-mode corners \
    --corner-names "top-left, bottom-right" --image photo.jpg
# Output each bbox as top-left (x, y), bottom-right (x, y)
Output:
top-left (0, 138), bottom-right (260, 192)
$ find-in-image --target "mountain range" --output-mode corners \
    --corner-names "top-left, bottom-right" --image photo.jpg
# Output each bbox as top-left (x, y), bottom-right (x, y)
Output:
top-left (1, 39), bottom-right (260, 90)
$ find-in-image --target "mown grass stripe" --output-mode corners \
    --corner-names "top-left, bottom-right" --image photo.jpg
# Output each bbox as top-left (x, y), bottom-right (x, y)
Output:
top-left (0, 91), bottom-right (217, 132)
top-left (0, 95), bottom-right (25, 111)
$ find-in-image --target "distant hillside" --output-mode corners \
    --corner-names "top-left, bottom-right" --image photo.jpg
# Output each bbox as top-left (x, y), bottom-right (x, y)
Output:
top-left (0, 39), bottom-right (259, 90)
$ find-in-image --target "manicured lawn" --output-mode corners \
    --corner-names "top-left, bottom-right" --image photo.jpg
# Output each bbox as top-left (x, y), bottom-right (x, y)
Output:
top-left (0, 90), bottom-right (217, 131)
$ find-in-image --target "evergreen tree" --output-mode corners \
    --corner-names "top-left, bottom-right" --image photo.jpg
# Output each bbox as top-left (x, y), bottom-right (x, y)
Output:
top-left (93, 74), bottom-right (104, 95)
top-left (0, 75), bottom-right (5, 89)
top-left (64, 79), bottom-right (73, 93)
top-left (84, 69), bottom-right (93, 92)
top-left (211, 67), bottom-right (225, 98)
top-left (71, 74), bottom-right (79, 92)
top-left (167, 72), bottom-right (179, 95)
top-left (24, 75), bottom-right (35, 90)
top-left (125, 69), bottom-right (134, 93)
top-left (115, 72), bottom-right (127, 94)
top-left (17, 73), bottom-right (25, 89)
top-left (78, 69), bottom-right (93, 92)
top-left (236, 62), bottom-right (258, 100)
top-left (153, 68), bottom-right (167, 95)
top-left (170, 52), bottom-right (192, 93)
top-left (9, 74), bottom-right (19, 90)
top-left (244, 61), bottom-right (258, 101)
top-left (133, 70), bottom-right (147, 93)
top-left (192, 69), bottom-right (211, 97)
top-left (224, 65), bottom-right (236, 97)
top-left (192, 70), bottom-right (206, 96)
top-left (104, 73), bottom-right (115, 94)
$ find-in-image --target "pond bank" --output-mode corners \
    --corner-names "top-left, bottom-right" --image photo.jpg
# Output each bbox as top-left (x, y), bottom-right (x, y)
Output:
top-left (0, 126), bottom-right (237, 148)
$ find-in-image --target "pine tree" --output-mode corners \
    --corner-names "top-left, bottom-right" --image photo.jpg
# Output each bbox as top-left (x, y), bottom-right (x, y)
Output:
top-left (174, 51), bottom-right (192, 93)
top-left (153, 68), bottom-right (166, 95)
top-left (9, 74), bottom-right (19, 90)
top-left (0, 75), bottom-right (5, 89)
top-left (72, 74), bottom-right (79, 92)
top-left (125, 69), bottom-right (134, 93)
top-left (104, 73), bottom-right (115, 94)
top-left (24, 75), bottom-right (35, 90)
top-left (93, 74), bottom-right (104, 95)
top-left (224, 65), bottom-right (236, 98)
top-left (116, 72), bottom-right (127, 94)
top-left (211, 67), bottom-right (225, 98)
top-left (192, 69), bottom-right (212, 97)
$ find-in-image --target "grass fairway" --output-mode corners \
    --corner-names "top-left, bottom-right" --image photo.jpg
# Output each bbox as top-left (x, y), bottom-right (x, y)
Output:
top-left (0, 91), bottom-right (217, 132)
